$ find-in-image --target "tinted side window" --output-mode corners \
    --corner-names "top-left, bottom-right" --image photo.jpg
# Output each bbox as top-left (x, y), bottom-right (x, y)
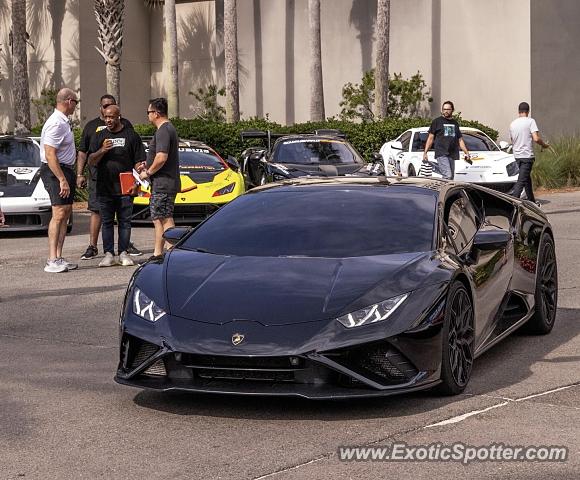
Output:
top-left (400, 131), bottom-right (412, 151)
top-left (445, 192), bottom-right (479, 253)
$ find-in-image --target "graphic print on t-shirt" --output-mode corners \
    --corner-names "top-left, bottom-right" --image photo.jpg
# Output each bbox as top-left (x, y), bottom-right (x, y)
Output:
top-left (110, 138), bottom-right (126, 148)
top-left (444, 124), bottom-right (456, 137)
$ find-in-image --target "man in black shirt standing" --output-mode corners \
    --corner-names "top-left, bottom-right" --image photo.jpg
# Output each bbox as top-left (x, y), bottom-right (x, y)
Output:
top-left (76, 94), bottom-right (142, 259)
top-left (138, 98), bottom-right (180, 261)
top-left (88, 105), bottom-right (146, 267)
top-left (422, 101), bottom-right (471, 179)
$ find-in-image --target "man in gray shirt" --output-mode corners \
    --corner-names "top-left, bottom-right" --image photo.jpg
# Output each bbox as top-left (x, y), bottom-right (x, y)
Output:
top-left (509, 102), bottom-right (550, 203)
top-left (138, 98), bottom-right (180, 261)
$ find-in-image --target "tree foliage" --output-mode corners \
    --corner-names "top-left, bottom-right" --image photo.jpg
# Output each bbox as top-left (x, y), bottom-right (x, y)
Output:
top-left (188, 84), bottom-right (226, 122)
top-left (340, 69), bottom-right (433, 122)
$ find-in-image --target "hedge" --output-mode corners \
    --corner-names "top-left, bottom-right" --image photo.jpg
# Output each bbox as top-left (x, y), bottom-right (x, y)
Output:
top-left (131, 117), bottom-right (499, 161)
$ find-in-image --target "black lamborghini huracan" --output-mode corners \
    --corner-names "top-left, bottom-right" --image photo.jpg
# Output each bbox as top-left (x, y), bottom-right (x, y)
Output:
top-left (115, 177), bottom-right (557, 399)
top-left (239, 130), bottom-right (376, 188)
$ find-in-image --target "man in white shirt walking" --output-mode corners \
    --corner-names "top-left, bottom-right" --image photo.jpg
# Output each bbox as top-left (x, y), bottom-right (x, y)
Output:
top-left (39, 88), bottom-right (80, 273)
top-left (509, 102), bottom-right (550, 204)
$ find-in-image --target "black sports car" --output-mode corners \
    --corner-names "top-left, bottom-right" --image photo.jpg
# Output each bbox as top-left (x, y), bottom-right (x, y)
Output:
top-left (115, 177), bottom-right (557, 399)
top-left (240, 130), bottom-right (378, 188)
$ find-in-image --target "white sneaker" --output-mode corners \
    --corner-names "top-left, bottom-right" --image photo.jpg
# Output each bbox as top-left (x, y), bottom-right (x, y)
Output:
top-left (44, 259), bottom-right (68, 273)
top-left (57, 257), bottom-right (78, 271)
top-left (119, 251), bottom-right (135, 266)
top-left (99, 252), bottom-right (116, 267)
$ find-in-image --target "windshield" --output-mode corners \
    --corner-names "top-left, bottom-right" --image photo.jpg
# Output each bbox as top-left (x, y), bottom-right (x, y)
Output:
top-left (178, 148), bottom-right (226, 172)
top-left (181, 186), bottom-right (436, 257)
top-left (411, 131), bottom-right (499, 152)
top-left (272, 139), bottom-right (363, 165)
top-left (0, 139), bottom-right (41, 167)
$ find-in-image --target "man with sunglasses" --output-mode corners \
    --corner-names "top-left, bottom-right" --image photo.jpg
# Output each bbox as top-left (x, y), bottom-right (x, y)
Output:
top-left (76, 94), bottom-right (142, 259)
top-left (40, 88), bottom-right (79, 273)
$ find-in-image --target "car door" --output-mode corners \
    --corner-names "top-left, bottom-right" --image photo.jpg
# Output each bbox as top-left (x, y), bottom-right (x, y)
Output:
top-left (443, 189), bottom-right (513, 346)
top-left (391, 131), bottom-right (411, 176)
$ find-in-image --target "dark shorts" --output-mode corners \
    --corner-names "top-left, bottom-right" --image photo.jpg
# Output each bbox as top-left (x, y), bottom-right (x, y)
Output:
top-left (150, 192), bottom-right (176, 220)
top-left (40, 163), bottom-right (76, 206)
top-left (87, 178), bottom-right (100, 212)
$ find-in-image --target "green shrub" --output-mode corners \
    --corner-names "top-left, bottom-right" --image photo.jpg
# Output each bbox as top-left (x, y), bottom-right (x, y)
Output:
top-left (130, 117), bottom-right (497, 161)
top-left (533, 136), bottom-right (580, 188)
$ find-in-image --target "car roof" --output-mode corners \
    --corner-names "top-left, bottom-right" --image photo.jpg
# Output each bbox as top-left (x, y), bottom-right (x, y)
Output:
top-left (274, 134), bottom-right (350, 144)
top-left (251, 175), bottom-right (450, 194)
top-left (1, 135), bottom-right (37, 144)
top-left (141, 136), bottom-right (214, 150)
top-left (405, 126), bottom-right (483, 134)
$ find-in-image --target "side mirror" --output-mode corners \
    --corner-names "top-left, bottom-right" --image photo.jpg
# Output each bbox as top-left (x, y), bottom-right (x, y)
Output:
top-left (163, 226), bottom-right (192, 246)
top-left (226, 155), bottom-right (240, 172)
top-left (390, 141), bottom-right (403, 151)
top-left (498, 140), bottom-right (511, 151)
top-left (371, 152), bottom-right (383, 162)
top-left (473, 228), bottom-right (511, 251)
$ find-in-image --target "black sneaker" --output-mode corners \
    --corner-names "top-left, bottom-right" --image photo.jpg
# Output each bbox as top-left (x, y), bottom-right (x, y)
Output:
top-left (147, 254), bottom-right (164, 263)
top-left (81, 245), bottom-right (98, 260)
top-left (126, 242), bottom-right (143, 256)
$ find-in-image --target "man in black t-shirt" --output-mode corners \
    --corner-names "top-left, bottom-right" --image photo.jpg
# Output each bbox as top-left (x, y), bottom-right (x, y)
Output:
top-left (88, 105), bottom-right (146, 267)
top-left (76, 94), bottom-right (141, 260)
top-left (422, 101), bottom-right (471, 179)
top-left (138, 97), bottom-right (180, 261)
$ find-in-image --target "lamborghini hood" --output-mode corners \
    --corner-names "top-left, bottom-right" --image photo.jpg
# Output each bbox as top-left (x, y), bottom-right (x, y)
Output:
top-left (164, 249), bottom-right (448, 326)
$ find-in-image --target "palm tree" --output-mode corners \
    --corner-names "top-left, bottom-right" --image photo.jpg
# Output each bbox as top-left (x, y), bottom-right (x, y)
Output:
top-left (12, 0), bottom-right (31, 134)
top-left (374, 0), bottom-right (390, 119)
top-left (164, 0), bottom-right (179, 117)
top-left (224, 0), bottom-right (239, 122)
top-left (308, 0), bottom-right (324, 121)
top-left (94, 0), bottom-right (124, 104)
top-left (144, 0), bottom-right (179, 117)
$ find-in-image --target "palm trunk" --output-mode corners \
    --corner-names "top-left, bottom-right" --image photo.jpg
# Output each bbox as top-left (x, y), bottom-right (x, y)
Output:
top-left (224, 0), bottom-right (240, 123)
top-left (374, 0), bottom-right (390, 119)
top-left (164, 0), bottom-right (179, 117)
top-left (12, 0), bottom-right (31, 134)
top-left (308, 0), bottom-right (325, 121)
top-left (94, 0), bottom-right (124, 104)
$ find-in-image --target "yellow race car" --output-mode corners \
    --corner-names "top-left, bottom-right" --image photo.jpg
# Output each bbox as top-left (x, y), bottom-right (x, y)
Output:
top-left (132, 139), bottom-right (245, 224)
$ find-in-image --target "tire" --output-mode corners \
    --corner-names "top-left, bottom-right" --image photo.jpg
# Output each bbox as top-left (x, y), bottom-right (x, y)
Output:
top-left (408, 164), bottom-right (416, 177)
top-left (523, 234), bottom-right (558, 334)
top-left (436, 282), bottom-right (475, 395)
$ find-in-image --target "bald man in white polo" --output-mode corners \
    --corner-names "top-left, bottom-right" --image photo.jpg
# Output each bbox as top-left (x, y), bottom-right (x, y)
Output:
top-left (39, 87), bottom-right (80, 273)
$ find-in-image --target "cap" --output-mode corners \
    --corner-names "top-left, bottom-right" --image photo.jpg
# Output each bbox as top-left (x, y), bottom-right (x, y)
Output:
top-left (518, 102), bottom-right (530, 113)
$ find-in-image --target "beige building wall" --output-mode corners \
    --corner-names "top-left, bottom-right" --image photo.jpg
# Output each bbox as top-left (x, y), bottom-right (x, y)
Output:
top-left (438, 0), bottom-right (531, 141)
top-left (1, 0), bottom-right (575, 142)
top-left (0, 0), bottom-right (81, 132)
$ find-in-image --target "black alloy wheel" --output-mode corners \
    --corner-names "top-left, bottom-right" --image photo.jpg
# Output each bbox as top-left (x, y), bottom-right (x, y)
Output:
top-left (437, 282), bottom-right (475, 395)
top-left (525, 234), bottom-right (558, 334)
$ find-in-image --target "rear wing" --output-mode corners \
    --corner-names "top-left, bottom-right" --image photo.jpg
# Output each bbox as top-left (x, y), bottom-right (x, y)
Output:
top-left (241, 129), bottom-right (347, 150)
top-left (240, 130), bottom-right (288, 151)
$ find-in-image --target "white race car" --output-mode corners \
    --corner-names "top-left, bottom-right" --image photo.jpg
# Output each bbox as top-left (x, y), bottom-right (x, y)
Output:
top-left (0, 136), bottom-right (56, 232)
top-left (380, 127), bottom-right (519, 193)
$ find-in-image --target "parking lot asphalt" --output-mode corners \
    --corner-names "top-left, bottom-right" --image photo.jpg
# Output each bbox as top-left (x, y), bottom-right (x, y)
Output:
top-left (0, 193), bottom-right (578, 480)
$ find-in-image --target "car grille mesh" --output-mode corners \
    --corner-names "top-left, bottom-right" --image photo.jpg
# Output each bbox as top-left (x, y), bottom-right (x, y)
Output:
top-left (325, 342), bottom-right (418, 386)
top-left (144, 360), bottom-right (167, 376)
top-left (196, 368), bottom-right (294, 382)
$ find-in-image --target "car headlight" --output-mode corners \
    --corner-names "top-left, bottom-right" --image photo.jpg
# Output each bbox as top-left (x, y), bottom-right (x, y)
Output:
top-left (212, 182), bottom-right (236, 197)
top-left (132, 287), bottom-right (166, 322)
top-left (337, 293), bottom-right (408, 328)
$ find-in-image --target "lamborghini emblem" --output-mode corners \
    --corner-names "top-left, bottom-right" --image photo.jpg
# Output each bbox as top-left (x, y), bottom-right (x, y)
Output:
top-left (232, 333), bottom-right (245, 346)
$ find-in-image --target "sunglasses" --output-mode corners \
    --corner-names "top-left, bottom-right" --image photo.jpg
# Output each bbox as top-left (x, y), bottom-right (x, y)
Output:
top-left (69, 98), bottom-right (80, 104)
top-left (101, 103), bottom-right (115, 109)
top-left (147, 110), bottom-right (157, 115)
